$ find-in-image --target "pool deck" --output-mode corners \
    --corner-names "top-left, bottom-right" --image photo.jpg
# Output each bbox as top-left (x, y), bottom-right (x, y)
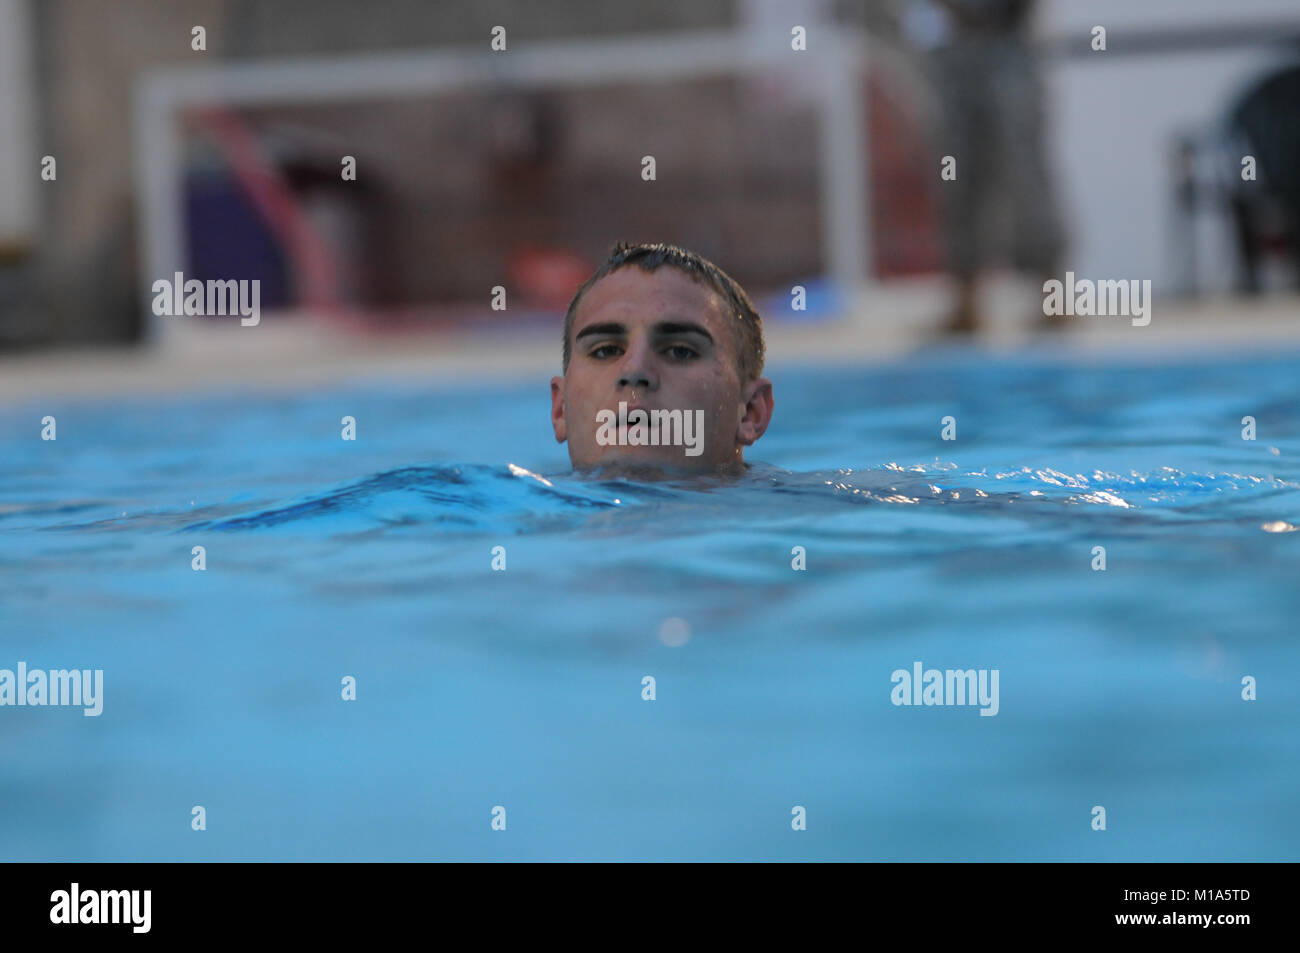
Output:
top-left (2, 279), bottom-right (1297, 405)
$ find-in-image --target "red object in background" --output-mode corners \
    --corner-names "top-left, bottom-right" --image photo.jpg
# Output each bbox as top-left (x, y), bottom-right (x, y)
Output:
top-left (189, 108), bottom-right (343, 316)
top-left (508, 246), bottom-right (593, 312)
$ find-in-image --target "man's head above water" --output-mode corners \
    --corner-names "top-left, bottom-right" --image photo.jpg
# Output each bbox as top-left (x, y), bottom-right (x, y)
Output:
top-left (550, 241), bottom-right (774, 475)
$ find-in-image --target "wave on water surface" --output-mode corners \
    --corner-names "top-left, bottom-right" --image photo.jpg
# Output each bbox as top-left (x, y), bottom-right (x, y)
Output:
top-left (164, 460), bottom-right (1300, 537)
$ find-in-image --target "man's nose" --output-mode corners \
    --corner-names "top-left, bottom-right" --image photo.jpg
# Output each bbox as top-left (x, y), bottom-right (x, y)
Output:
top-left (618, 369), bottom-right (654, 389)
top-left (617, 341), bottom-right (657, 390)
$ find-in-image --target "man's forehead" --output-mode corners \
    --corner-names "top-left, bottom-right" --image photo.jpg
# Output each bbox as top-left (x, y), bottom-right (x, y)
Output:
top-left (573, 267), bottom-right (729, 332)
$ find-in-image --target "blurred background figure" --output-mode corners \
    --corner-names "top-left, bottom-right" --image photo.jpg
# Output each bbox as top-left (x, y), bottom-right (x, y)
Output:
top-left (903, 0), bottom-right (1065, 335)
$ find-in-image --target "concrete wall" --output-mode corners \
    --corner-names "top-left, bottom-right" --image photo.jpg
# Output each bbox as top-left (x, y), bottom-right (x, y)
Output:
top-left (0, 0), bottom-right (37, 246)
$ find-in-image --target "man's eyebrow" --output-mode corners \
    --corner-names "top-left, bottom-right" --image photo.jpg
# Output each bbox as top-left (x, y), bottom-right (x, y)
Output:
top-left (574, 320), bottom-right (714, 343)
top-left (574, 322), bottom-right (627, 340)
top-left (653, 321), bottom-right (713, 343)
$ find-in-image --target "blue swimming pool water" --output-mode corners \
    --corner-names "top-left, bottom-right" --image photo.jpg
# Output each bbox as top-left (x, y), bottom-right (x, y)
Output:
top-left (2, 349), bottom-right (1298, 860)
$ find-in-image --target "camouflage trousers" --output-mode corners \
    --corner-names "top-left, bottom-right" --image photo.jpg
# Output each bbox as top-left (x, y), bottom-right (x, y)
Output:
top-left (927, 36), bottom-right (1066, 277)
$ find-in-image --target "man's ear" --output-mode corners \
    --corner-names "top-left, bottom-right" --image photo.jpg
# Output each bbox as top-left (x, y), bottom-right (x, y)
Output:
top-left (736, 376), bottom-right (773, 446)
top-left (550, 376), bottom-right (568, 443)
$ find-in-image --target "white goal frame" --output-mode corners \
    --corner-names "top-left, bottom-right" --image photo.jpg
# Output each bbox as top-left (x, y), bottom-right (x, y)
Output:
top-left (132, 28), bottom-right (872, 341)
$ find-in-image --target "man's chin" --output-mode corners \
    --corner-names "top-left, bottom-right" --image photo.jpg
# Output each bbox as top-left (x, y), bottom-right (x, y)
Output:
top-left (571, 449), bottom-right (736, 481)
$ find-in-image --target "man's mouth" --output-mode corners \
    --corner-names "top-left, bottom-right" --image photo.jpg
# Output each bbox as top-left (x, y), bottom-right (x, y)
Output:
top-left (594, 402), bottom-right (706, 460)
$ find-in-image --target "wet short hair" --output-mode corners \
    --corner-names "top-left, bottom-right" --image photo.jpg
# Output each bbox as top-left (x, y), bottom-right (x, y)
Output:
top-left (562, 241), bottom-right (765, 382)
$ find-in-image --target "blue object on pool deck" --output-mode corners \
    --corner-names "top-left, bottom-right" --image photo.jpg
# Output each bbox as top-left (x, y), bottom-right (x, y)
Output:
top-left (1, 352), bottom-right (1298, 860)
top-left (185, 169), bottom-right (291, 309)
top-left (760, 276), bottom-right (845, 322)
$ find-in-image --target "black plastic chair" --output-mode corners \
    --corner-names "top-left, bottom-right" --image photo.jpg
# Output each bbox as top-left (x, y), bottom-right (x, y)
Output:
top-left (1223, 63), bottom-right (1300, 293)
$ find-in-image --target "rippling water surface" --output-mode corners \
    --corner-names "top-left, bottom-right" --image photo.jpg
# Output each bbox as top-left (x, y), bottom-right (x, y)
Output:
top-left (2, 351), bottom-right (1297, 859)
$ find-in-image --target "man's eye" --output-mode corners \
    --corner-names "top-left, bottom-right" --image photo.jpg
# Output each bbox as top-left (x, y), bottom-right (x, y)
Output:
top-left (589, 344), bottom-right (623, 359)
top-left (664, 344), bottom-right (698, 361)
